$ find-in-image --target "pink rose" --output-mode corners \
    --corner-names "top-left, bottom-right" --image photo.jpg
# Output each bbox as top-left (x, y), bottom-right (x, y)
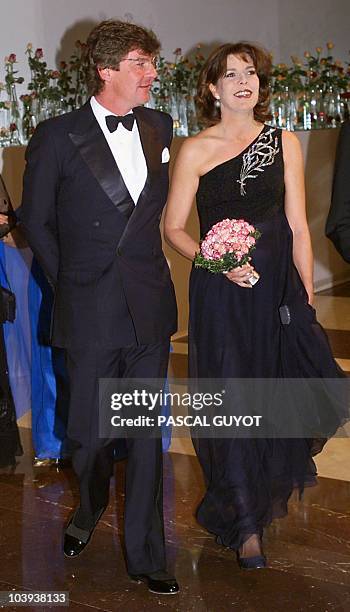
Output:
top-left (200, 217), bottom-right (260, 267)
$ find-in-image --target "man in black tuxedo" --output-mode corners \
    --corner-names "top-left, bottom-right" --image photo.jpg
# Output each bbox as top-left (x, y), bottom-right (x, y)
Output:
top-left (326, 119), bottom-right (350, 262)
top-left (21, 20), bottom-right (178, 595)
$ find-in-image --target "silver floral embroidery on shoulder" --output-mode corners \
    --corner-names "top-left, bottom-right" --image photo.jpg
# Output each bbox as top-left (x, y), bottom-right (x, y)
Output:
top-left (237, 128), bottom-right (279, 196)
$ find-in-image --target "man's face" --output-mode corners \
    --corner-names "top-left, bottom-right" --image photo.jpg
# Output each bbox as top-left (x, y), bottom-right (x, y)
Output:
top-left (101, 49), bottom-right (158, 109)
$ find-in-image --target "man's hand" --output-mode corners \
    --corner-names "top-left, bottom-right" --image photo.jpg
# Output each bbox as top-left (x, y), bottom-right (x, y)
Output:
top-left (0, 213), bottom-right (27, 248)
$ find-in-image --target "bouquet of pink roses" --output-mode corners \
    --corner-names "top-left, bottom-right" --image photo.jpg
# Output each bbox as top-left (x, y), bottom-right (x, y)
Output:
top-left (194, 218), bottom-right (261, 275)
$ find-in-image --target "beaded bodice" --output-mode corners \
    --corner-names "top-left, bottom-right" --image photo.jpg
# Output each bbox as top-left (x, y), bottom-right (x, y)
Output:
top-left (196, 125), bottom-right (284, 238)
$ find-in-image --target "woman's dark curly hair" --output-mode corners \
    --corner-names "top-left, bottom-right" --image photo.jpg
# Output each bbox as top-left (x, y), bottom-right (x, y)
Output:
top-left (196, 42), bottom-right (272, 126)
top-left (86, 19), bottom-right (160, 95)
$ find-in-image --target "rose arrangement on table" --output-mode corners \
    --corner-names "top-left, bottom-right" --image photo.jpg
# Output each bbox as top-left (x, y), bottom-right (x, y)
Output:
top-left (194, 218), bottom-right (261, 282)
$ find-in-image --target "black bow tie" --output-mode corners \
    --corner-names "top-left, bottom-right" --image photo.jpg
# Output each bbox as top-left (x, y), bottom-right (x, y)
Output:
top-left (105, 114), bottom-right (135, 132)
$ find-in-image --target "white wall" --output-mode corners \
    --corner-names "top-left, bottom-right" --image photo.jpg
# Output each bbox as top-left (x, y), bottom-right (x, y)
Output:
top-left (1, 0), bottom-right (347, 93)
top-left (278, 0), bottom-right (350, 64)
top-left (0, 0), bottom-right (280, 92)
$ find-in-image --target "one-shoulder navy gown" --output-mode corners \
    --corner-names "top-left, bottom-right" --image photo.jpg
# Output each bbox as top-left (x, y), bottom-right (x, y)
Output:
top-left (189, 125), bottom-right (345, 550)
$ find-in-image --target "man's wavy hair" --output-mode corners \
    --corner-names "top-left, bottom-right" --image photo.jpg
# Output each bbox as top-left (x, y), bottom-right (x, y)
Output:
top-left (86, 19), bottom-right (160, 95)
top-left (196, 42), bottom-right (272, 126)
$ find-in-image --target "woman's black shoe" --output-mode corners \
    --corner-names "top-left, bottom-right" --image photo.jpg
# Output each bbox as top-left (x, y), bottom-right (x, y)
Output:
top-left (237, 553), bottom-right (267, 569)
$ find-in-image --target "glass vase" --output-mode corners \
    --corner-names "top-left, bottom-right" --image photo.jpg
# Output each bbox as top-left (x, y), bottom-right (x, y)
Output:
top-left (0, 103), bottom-right (11, 147)
top-left (7, 84), bottom-right (22, 145)
top-left (21, 105), bottom-right (36, 144)
top-left (283, 86), bottom-right (297, 131)
top-left (170, 93), bottom-right (188, 137)
top-left (297, 93), bottom-right (311, 130)
top-left (272, 92), bottom-right (287, 129)
top-left (309, 86), bottom-right (322, 129)
top-left (323, 87), bottom-right (341, 128)
top-left (186, 89), bottom-right (199, 135)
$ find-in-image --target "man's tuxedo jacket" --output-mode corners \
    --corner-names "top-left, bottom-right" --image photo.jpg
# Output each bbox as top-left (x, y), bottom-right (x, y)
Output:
top-left (326, 120), bottom-right (350, 263)
top-left (21, 102), bottom-right (177, 348)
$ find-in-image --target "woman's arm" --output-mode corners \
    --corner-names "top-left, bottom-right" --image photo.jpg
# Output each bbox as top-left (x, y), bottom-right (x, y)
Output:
top-left (283, 130), bottom-right (314, 304)
top-left (164, 138), bottom-right (201, 261)
top-left (165, 137), bottom-right (254, 287)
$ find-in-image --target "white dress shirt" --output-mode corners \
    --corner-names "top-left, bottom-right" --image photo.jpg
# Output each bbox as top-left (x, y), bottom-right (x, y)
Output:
top-left (90, 96), bottom-right (147, 204)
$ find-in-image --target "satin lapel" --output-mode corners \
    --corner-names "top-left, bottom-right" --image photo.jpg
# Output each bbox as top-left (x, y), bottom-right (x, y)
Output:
top-left (69, 104), bottom-right (130, 211)
top-left (117, 108), bottom-right (164, 247)
top-left (115, 108), bottom-right (162, 247)
top-left (134, 106), bottom-right (163, 202)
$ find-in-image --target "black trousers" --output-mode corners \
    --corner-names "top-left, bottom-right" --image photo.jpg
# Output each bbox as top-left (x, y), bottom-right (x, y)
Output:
top-left (65, 341), bottom-right (170, 575)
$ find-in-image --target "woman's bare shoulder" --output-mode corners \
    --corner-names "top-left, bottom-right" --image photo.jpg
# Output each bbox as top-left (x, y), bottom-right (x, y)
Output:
top-left (281, 129), bottom-right (301, 150)
top-left (176, 127), bottom-right (219, 166)
top-left (281, 129), bottom-right (303, 164)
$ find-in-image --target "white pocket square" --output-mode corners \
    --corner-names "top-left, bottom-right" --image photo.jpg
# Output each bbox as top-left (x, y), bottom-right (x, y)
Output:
top-left (161, 147), bottom-right (170, 163)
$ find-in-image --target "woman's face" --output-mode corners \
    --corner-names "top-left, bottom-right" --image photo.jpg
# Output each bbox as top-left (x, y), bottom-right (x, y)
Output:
top-left (210, 53), bottom-right (260, 116)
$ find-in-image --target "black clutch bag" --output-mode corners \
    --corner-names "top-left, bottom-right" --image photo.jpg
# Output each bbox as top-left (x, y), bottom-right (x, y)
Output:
top-left (279, 304), bottom-right (291, 325)
top-left (0, 286), bottom-right (16, 323)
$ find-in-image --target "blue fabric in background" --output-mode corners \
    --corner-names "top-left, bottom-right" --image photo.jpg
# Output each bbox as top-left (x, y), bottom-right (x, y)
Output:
top-left (161, 351), bottom-right (172, 452)
top-left (0, 242), bottom-right (32, 419)
top-left (28, 258), bottom-right (69, 459)
top-left (0, 242), bottom-right (171, 457)
top-left (0, 243), bottom-right (69, 458)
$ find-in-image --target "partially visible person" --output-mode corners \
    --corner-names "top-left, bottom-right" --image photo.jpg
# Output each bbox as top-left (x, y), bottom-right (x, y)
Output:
top-left (326, 119), bottom-right (350, 262)
top-left (0, 212), bottom-right (23, 469)
top-left (0, 304), bottom-right (23, 470)
top-left (0, 176), bottom-right (69, 467)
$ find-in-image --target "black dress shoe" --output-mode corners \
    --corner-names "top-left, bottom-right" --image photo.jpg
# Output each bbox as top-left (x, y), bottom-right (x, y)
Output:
top-left (129, 571), bottom-right (179, 595)
top-left (63, 507), bottom-right (105, 558)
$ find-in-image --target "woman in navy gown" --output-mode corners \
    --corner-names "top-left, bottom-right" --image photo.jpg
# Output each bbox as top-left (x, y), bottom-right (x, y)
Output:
top-left (165, 42), bottom-right (345, 568)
